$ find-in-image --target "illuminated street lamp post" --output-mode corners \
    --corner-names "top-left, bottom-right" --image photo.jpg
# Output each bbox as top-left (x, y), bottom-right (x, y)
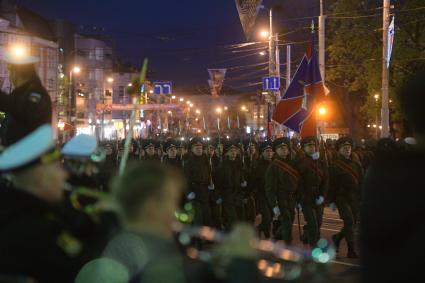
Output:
top-left (68, 66), bottom-right (81, 139)
top-left (374, 94), bottom-right (380, 139)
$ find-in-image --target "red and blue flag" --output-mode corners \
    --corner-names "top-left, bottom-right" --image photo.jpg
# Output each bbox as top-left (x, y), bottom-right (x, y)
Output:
top-left (272, 40), bottom-right (328, 138)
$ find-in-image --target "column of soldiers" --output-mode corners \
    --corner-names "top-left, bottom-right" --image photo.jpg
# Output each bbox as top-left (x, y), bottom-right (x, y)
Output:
top-left (92, 133), bottom-right (370, 259)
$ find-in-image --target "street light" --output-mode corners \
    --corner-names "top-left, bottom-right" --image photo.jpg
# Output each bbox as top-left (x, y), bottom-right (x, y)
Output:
top-left (128, 83), bottom-right (132, 87)
top-left (374, 94), bottom-right (379, 101)
top-left (107, 77), bottom-right (114, 83)
top-left (195, 109), bottom-right (201, 114)
top-left (171, 95), bottom-right (176, 100)
top-left (179, 98), bottom-right (184, 102)
top-left (241, 106), bottom-right (247, 111)
top-left (72, 66), bottom-right (81, 74)
top-left (224, 106), bottom-right (228, 111)
top-left (189, 103), bottom-right (194, 108)
top-left (216, 107), bottom-right (222, 114)
top-left (260, 30), bottom-right (269, 39)
top-left (259, 51), bottom-right (266, 56)
top-left (318, 107), bottom-right (327, 116)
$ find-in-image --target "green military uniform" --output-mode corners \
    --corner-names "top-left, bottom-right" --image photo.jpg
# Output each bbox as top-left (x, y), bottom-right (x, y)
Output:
top-left (184, 138), bottom-right (212, 226)
top-left (297, 136), bottom-right (329, 246)
top-left (241, 140), bottom-right (257, 223)
top-left (216, 141), bottom-right (246, 230)
top-left (208, 141), bottom-right (223, 229)
top-left (329, 137), bottom-right (363, 258)
top-left (265, 138), bottom-right (301, 243)
top-left (249, 141), bottom-right (271, 237)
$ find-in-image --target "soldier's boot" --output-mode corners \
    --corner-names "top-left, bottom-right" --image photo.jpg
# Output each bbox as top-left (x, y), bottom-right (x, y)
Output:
top-left (332, 233), bottom-right (343, 253)
top-left (347, 241), bottom-right (358, 258)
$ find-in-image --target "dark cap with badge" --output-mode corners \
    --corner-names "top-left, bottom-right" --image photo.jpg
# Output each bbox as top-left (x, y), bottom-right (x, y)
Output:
top-left (224, 140), bottom-right (239, 152)
top-left (301, 136), bottom-right (318, 148)
top-left (142, 139), bottom-right (156, 150)
top-left (335, 137), bottom-right (354, 149)
top-left (189, 137), bottom-right (204, 148)
top-left (273, 137), bottom-right (290, 151)
top-left (0, 124), bottom-right (58, 173)
top-left (259, 140), bottom-right (273, 152)
top-left (164, 139), bottom-right (178, 151)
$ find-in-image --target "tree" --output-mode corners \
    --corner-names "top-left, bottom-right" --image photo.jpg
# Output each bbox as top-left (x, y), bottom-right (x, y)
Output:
top-left (327, 0), bottom-right (425, 138)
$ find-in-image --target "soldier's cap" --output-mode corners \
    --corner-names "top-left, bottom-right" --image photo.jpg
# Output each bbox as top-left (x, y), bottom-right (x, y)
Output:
top-left (259, 140), bottom-right (273, 152)
top-left (335, 137), bottom-right (354, 149)
top-left (290, 137), bottom-right (300, 145)
top-left (243, 139), bottom-right (258, 148)
top-left (301, 136), bottom-right (318, 147)
top-left (224, 140), bottom-right (239, 152)
top-left (4, 46), bottom-right (39, 65)
top-left (142, 139), bottom-right (156, 150)
top-left (0, 125), bottom-right (59, 172)
top-left (273, 137), bottom-right (290, 150)
top-left (164, 139), bottom-right (178, 151)
top-left (189, 137), bottom-right (204, 148)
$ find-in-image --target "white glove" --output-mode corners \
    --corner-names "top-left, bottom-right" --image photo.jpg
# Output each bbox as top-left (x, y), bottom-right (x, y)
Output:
top-left (316, 195), bottom-right (325, 206)
top-left (329, 202), bottom-right (337, 211)
top-left (311, 152), bottom-right (320, 160)
top-left (208, 184), bottom-right (215, 191)
top-left (187, 192), bottom-right (196, 200)
top-left (273, 206), bottom-right (281, 216)
top-left (297, 203), bottom-right (302, 211)
top-left (241, 180), bottom-right (247, 188)
top-left (216, 198), bottom-right (223, 205)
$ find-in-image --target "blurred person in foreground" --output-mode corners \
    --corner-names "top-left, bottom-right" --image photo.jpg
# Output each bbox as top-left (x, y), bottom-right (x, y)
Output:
top-left (361, 70), bottom-right (425, 283)
top-left (76, 161), bottom-right (260, 283)
top-left (0, 125), bottom-right (99, 282)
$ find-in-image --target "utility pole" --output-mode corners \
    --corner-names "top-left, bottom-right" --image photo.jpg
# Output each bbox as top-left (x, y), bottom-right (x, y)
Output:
top-left (318, 0), bottom-right (326, 81)
top-left (381, 0), bottom-right (390, 138)
top-left (286, 45), bottom-right (291, 88)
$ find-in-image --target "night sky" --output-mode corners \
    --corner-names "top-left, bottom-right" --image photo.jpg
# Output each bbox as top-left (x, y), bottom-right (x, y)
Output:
top-left (17, 0), bottom-right (260, 91)
top-left (17, 0), bottom-right (318, 93)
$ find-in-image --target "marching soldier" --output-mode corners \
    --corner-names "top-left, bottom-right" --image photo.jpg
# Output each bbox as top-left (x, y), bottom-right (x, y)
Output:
top-left (251, 140), bottom-right (274, 238)
top-left (0, 125), bottom-right (100, 282)
top-left (208, 140), bottom-right (223, 229)
top-left (216, 140), bottom-right (247, 230)
top-left (141, 139), bottom-right (160, 161)
top-left (0, 47), bottom-right (52, 146)
top-left (297, 136), bottom-right (329, 246)
top-left (162, 139), bottom-right (182, 169)
top-left (184, 137), bottom-right (212, 226)
top-left (329, 137), bottom-right (363, 258)
top-left (265, 138), bottom-right (301, 243)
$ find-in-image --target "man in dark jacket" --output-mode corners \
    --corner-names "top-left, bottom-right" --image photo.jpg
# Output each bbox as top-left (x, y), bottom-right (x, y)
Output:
top-left (0, 125), bottom-right (100, 282)
top-left (0, 47), bottom-right (51, 146)
top-left (361, 70), bottom-right (425, 283)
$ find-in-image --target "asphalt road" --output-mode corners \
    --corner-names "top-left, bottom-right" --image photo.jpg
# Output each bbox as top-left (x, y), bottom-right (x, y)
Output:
top-left (289, 207), bottom-right (361, 283)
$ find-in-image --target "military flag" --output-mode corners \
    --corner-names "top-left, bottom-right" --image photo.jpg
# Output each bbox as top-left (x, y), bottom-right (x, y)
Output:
top-left (272, 33), bottom-right (328, 138)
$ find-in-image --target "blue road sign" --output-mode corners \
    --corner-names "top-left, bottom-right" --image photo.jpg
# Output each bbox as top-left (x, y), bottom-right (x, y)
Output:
top-left (262, 77), bottom-right (280, 91)
top-left (153, 81), bottom-right (172, 95)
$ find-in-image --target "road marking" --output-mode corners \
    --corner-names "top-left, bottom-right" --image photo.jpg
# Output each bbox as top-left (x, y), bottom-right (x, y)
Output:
top-left (331, 260), bottom-right (360, 268)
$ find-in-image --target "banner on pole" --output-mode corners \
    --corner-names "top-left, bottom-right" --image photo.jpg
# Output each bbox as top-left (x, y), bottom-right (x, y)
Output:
top-left (387, 16), bottom-right (395, 68)
top-left (96, 103), bottom-right (181, 111)
top-left (235, 0), bottom-right (263, 40)
top-left (208, 69), bottom-right (227, 98)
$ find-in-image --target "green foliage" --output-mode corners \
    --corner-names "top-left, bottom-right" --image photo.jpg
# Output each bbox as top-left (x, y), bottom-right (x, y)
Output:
top-left (327, 0), bottom-right (425, 132)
